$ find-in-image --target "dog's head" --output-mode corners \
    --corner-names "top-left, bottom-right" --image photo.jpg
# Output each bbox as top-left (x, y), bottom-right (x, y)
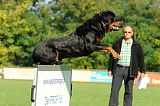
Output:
top-left (99, 10), bottom-right (123, 32)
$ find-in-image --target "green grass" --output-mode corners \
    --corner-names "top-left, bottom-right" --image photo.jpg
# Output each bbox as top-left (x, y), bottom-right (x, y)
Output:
top-left (71, 82), bottom-right (160, 106)
top-left (0, 79), bottom-right (32, 106)
top-left (0, 79), bottom-right (159, 106)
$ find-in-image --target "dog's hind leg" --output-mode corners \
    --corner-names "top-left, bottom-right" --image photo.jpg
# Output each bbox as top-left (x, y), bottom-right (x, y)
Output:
top-left (49, 50), bottom-right (62, 65)
top-left (56, 50), bottom-right (59, 62)
top-left (55, 51), bottom-right (63, 65)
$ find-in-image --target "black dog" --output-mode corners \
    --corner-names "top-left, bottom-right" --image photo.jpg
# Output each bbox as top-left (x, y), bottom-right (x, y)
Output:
top-left (33, 10), bottom-right (123, 65)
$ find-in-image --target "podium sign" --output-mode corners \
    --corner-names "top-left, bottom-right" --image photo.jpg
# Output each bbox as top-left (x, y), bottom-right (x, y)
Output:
top-left (31, 65), bottom-right (72, 106)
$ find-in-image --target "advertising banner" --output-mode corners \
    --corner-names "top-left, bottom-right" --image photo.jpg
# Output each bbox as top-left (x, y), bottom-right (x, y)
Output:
top-left (135, 73), bottom-right (160, 85)
top-left (91, 71), bottom-right (112, 83)
top-left (3, 68), bottom-right (34, 79)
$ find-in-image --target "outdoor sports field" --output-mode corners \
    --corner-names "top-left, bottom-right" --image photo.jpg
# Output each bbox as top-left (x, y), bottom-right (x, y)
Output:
top-left (0, 79), bottom-right (159, 106)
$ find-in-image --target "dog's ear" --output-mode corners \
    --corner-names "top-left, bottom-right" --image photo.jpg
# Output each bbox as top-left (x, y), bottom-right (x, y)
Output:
top-left (99, 10), bottom-right (115, 24)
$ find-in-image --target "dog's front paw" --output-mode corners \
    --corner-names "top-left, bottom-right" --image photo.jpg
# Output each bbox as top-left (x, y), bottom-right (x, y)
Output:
top-left (111, 50), bottom-right (120, 60)
top-left (113, 53), bottom-right (120, 60)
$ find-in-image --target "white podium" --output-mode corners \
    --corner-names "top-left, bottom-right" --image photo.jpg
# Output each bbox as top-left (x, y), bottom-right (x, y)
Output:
top-left (31, 65), bottom-right (72, 106)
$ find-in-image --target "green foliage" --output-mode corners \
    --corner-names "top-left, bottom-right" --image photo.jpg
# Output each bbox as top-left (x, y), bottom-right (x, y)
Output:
top-left (0, 0), bottom-right (159, 71)
top-left (0, 0), bottom-right (53, 66)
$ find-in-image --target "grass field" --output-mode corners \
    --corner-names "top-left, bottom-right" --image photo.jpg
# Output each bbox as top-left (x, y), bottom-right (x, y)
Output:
top-left (0, 79), bottom-right (159, 106)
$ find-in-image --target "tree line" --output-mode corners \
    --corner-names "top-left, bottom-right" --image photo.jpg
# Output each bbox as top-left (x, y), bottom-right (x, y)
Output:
top-left (0, 0), bottom-right (159, 72)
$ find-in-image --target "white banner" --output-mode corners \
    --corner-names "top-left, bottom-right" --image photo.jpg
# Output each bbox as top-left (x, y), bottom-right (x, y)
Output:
top-left (3, 68), bottom-right (34, 79)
